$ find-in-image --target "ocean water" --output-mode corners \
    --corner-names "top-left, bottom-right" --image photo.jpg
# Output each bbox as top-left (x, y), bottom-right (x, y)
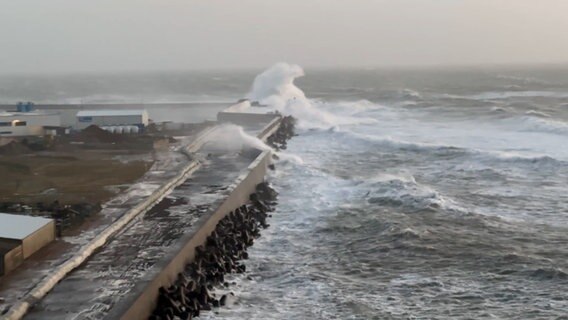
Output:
top-left (3, 65), bottom-right (568, 319)
top-left (211, 65), bottom-right (568, 320)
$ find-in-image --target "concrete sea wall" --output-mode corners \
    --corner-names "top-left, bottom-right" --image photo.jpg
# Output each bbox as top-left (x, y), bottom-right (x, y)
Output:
top-left (108, 149), bottom-right (272, 320)
top-left (257, 116), bottom-right (283, 140)
top-left (108, 117), bottom-right (281, 319)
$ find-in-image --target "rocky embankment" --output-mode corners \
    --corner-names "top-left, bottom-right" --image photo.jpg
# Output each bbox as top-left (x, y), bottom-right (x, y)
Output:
top-left (150, 183), bottom-right (277, 320)
top-left (266, 115), bottom-right (296, 151)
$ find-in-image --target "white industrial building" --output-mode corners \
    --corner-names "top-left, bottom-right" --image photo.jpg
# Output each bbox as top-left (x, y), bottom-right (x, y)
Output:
top-left (0, 112), bottom-right (62, 137)
top-left (0, 213), bottom-right (56, 276)
top-left (75, 109), bottom-right (149, 130)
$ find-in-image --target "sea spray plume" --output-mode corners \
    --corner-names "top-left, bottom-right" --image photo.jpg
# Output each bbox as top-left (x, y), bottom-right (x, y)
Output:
top-left (247, 62), bottom-right (306, 104)
top-left (280, 96), bottom-right (378, 129)
top-left (202, 124), bottom-right (271, 153)
top-left (247, 63), bottom-right (377, 129)
top-left (202, 124), bottom-right (304, 164)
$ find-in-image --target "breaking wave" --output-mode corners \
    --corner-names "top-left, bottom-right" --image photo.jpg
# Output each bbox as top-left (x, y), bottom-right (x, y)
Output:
top-left (358, 174), bottom-right (467, 213)
top-left (515, 116), bottom-right (568, 136)
top-left (247, 62), bottom-right (306, 104)
top-left (330, 129), bottom-right (566, 168)
top-left (247, 63), bottom-right (378, 129)
top-left (525, 110), bottom-right (551, 118)
top-left (462, 91), bottom-right (568, 100)
top-left (400, 88), bottom-right (422, 99)
top-left (496, 74), bottom-right (551, 85)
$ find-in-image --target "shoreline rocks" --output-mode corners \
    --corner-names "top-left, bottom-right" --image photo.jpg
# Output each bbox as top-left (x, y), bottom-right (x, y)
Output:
top-left (266, 116), bottom-right (296, 151)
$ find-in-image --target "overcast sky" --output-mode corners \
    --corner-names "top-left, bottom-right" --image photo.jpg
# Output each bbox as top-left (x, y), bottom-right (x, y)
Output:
top-left (1, 0), bottom-right (567, 74)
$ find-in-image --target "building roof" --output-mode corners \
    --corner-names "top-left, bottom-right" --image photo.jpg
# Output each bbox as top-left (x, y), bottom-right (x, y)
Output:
top-left (0, 112), bottom-right (59, 118)
top-left (77, 110), bottom-right (147, 117)
top-left (0, 213), bottom-right (53, 240)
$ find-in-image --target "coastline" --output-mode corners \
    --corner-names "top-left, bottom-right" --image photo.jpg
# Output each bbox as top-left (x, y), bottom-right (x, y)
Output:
top-left (2, 113), bottom-right (292, 320)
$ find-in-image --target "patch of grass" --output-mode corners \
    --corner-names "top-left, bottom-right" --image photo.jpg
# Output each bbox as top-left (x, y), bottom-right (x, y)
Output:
top-left (0, 154), bottom-right (151, 204)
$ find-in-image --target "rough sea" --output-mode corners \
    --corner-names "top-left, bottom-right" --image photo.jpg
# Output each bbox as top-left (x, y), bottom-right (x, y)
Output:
top-left (2, 65), bottom-right (568, 319)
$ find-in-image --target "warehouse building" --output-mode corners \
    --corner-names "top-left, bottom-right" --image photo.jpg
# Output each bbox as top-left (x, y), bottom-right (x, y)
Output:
top-left (0, 111), bottom-right (62, 137)
top-left (75, 109), bottom-right (149, 130)
top-left (0, 213), bottom-right (56, 276)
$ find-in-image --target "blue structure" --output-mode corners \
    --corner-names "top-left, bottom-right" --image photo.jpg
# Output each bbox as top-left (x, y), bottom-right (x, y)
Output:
top-left (16, 102), bottom-right (35, 113)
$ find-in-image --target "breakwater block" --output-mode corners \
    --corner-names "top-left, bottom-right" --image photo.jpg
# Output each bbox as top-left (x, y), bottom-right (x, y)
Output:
top-left (266, 116), bottom-right (296, 151)
top-left (150, 182), bottom-right (278, 320)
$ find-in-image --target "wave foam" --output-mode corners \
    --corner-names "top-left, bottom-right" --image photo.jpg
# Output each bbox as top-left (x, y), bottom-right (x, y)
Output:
top-left (334, 129), bottom-right (565, 167)
top-left (359, 174), bottom-right (467, 213)
top-left (525, 110), bottom-right (551, 118)
top-left (340, 131), bottom-right (465, 153)
top-left (515, 116), bottom-right (568, 136)
top-left (496, 74), bottom-right (550, 85)
top-left (465, 91), bottom-right (568, 100)
top-left (401, 88), bottom-right (422, 99)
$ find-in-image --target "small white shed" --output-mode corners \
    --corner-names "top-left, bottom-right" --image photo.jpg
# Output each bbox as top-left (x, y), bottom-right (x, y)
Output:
top-left (0, 213), bottom-right (56, 276)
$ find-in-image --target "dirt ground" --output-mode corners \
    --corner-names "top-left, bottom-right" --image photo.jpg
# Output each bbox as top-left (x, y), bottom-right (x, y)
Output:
top-left (0, 151), bottom-right (152, 204)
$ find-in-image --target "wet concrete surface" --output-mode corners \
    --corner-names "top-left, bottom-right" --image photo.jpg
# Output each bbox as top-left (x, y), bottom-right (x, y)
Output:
top-left (24, 150), bottom-right (261, 320)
